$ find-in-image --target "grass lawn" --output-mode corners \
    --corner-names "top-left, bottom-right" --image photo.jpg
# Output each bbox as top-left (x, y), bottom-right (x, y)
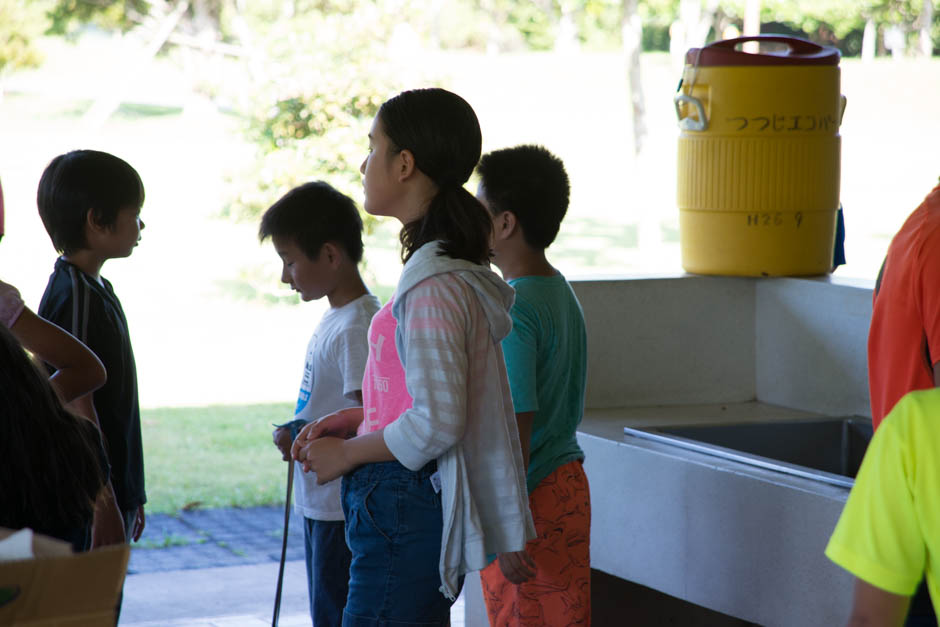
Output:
top-left (141, 403), bottom-right (295, 514)
top-left (4, 39), bottom-right (940, 512)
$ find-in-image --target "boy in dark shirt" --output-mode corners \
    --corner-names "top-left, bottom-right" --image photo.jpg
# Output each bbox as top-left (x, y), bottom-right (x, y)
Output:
top-left (37, 150), bottom-right (147, 544)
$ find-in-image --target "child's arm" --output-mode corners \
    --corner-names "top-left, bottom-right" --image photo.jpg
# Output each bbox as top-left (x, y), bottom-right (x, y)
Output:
top-left (13, 308), bottom-right (126, 545)
top-left (292, 341), bottom-right (373, 479)
top-left (293, 406), bottom-right (364, 445)
top-left (128, 505), bottom-right (146, 542)
top-left (516, 411), bottom-right (534, 470)
top-left (92, 483), bottom-right (126, 547)
top-left (381, 278), bottom-right (471, 470)
top-left (272, 427), bottom-right (294, 461)
top-left (272, 418), bottom-right (307, 461)
top-left (297, 280), bottom-right (473, 477)
top-left (67, 393), bottom-right (99, 424)
top-left (846, 578), bottom-right (909, 627)
top-left (496, 550), bottom-right (537, 584)
top-left (291, 407), bottom-right (369, 479)
top-left (10, 307), bottom-right (107, 404)
top-left (294, 429), bottom-right (395, 483)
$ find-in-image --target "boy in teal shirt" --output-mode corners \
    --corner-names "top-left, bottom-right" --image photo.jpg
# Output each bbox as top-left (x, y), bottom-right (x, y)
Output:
top-left (476, 145), bottom-right (591, 625)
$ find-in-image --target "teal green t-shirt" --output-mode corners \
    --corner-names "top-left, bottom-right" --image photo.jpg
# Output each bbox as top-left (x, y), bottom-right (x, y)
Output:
top-left (503, 273), bottom-right (587, 494)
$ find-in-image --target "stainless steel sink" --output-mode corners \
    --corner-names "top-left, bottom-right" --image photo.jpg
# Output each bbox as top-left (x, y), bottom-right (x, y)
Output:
top-left (623, 417), bottom-right (872, 488)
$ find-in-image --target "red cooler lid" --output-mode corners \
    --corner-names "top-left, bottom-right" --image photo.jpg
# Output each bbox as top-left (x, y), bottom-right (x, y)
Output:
top-left (686, 35), bottom-right (840, 66)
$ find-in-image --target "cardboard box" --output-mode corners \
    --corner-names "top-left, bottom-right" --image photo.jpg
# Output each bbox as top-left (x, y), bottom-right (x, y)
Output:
top-left (0, 528), bottom-right (129, 626)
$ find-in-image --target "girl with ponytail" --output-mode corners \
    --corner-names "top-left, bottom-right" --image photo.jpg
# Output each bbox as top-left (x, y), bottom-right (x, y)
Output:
top-left (292, 88), bottom-right (535, 625)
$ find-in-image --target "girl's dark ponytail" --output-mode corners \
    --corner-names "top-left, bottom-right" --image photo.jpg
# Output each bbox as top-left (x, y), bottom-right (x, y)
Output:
top-left (399, 185), bottom-right (491, 264)
top-left (379, 88), bottom-right (492, 265)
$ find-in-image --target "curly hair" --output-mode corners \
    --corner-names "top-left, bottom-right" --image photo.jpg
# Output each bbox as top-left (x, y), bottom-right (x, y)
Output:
top-left (477, 145), bottom-right (570, 250)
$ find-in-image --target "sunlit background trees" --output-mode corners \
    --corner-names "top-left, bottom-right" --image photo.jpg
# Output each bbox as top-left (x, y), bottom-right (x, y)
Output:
top-left (1, 0), bottom-right (937, 409)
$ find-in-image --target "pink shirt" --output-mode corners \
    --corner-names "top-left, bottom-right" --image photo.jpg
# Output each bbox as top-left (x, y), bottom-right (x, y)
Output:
top-left (0, 280), bottom-right (25, 328)
top-left (359, 300), bottom-right (413, 435)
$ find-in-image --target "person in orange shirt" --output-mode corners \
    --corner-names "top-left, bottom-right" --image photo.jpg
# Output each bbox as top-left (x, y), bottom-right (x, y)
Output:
top-left (865, 178), bottom-right (940, 626)
top-left (868, 179), bottom-right (940, 430)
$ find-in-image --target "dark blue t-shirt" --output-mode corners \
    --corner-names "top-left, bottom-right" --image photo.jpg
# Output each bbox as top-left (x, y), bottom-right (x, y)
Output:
top-left (39, 258), bottom-right (146, 513)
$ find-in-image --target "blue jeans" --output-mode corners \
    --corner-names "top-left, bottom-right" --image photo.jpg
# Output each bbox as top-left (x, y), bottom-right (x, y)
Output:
top-left (304, 517), bottom-right (351, 626)
top-left (340, 460), bottom-right (458, 627)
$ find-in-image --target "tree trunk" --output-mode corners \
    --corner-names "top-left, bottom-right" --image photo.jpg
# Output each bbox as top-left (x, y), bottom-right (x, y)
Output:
top-left (920, 0), bottom-right (934, 57)
top-left (623, 0), bottom-right (645, 156)
top-left (556, 0), bottom-right (580, 53)
top-left (862, 18), bottom-right (876, 61)
top-left (480, 0), bottom-right (501, 54)
top-left (885, 23), bottom-right (905, 59)
top-left (743, 0), bottom-right (760, 53)
top-left (81, 1), bottom-right (189, 132)
top-left (678, 0), bottom-right (714, 49)
top-left (429, 0), bottom-right (445, 49)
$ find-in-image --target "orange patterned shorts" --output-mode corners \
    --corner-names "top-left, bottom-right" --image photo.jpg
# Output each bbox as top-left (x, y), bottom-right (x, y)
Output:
top-left (481, 459), bottom-right (591, 626)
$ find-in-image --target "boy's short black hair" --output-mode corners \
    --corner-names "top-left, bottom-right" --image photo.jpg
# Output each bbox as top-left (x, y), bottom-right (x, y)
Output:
top-left (476, 145), bottom-right (570, 250)
top-left (258, 181), bottom-right (364, 263)
top-left (37, 150), bottom-right (145, 255)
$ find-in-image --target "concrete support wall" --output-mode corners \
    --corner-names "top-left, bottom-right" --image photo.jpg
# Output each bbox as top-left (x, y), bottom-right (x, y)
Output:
top-left (755, 277), bottom-right (873, 417)
top-left (573, 276), bottom-right (757, 409)
top-left (572, 275), bottom-right (873, 414)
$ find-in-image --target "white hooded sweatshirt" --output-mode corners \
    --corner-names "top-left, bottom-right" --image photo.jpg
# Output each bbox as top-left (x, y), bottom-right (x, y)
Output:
top-left (382, 241), bottom-right (536, 600)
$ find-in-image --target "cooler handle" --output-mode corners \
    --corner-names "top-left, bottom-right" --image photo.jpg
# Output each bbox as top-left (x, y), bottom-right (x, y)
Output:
top-left (674, 93), bottom-right (708, 131)
top-left (706, 35), bottom-right (827, 57)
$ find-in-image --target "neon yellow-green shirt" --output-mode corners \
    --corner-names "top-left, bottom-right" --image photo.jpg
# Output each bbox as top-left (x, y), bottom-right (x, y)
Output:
top-left (825, 389), bottom-right (940, 610)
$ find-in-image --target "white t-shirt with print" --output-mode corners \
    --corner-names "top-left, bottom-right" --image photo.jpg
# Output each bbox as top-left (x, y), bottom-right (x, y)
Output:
top-left (292, 293), bottom-right (380, 520)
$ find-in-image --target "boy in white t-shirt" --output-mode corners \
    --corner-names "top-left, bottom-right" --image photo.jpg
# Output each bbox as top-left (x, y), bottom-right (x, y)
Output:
top-left (259, 181), bottom-right (380, 625)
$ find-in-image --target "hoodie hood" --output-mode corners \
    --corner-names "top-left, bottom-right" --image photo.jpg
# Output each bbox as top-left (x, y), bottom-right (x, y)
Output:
top-left (392, 241), bottom-right (515, 342)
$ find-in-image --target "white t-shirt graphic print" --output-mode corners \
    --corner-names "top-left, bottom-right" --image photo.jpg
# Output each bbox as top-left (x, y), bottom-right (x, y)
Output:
top-left (292, 293), bottom-right (380, 520)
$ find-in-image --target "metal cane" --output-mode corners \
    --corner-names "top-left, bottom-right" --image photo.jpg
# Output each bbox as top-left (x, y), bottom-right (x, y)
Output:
top-left (272, 460), bottom-right (294, 627)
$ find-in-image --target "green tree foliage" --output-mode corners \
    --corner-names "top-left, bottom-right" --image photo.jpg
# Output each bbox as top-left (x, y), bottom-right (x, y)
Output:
top-left (504, 0), bottom-right (558, 50)
top-left (719, 0), bottom-right (937, 53)
top-left (453, 0), bottom-right (642, 52)
top-left (754, 0), bottom-right (875, 37)
top-left (221, 4), bottom-right (417, 224)
top-left (46, 0), bottom-right (152, 34)
top-left (867, 0), bottom-right (928, 24)
top-left (35, 0), bottom-right (433, 225)
top-left (0, 0), bottom-right (51, 74)
top-left (638, 0), bottom-right (679, 50)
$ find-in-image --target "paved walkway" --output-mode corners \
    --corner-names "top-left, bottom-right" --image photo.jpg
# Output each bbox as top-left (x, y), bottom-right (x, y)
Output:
top-left (127, 506), bottom-right (305, 576)
top-left (120, 506), bottom-right (465, 626)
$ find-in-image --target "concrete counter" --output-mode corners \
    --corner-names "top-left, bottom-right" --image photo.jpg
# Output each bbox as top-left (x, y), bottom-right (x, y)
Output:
top-left (581, 401), bottom-right (826, 436)
top-left (460, 275), bottom-right (874, 625)
top-left (579, 403), bottom-right (855, 626)
top-left (572, 274), bottom-right (873, 417)
top-left (570, 276), bottom-right (873, 625)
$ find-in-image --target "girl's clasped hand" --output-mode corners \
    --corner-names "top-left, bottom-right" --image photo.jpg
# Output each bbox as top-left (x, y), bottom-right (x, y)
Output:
top-left (291, 407), bottom-right (363, 483)
top-left (287, 88), bottom-right (536, 623)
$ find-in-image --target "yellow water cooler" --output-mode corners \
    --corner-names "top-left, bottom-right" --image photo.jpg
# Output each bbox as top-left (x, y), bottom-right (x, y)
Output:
top-left (675, 35), bottom-right (845, 276)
